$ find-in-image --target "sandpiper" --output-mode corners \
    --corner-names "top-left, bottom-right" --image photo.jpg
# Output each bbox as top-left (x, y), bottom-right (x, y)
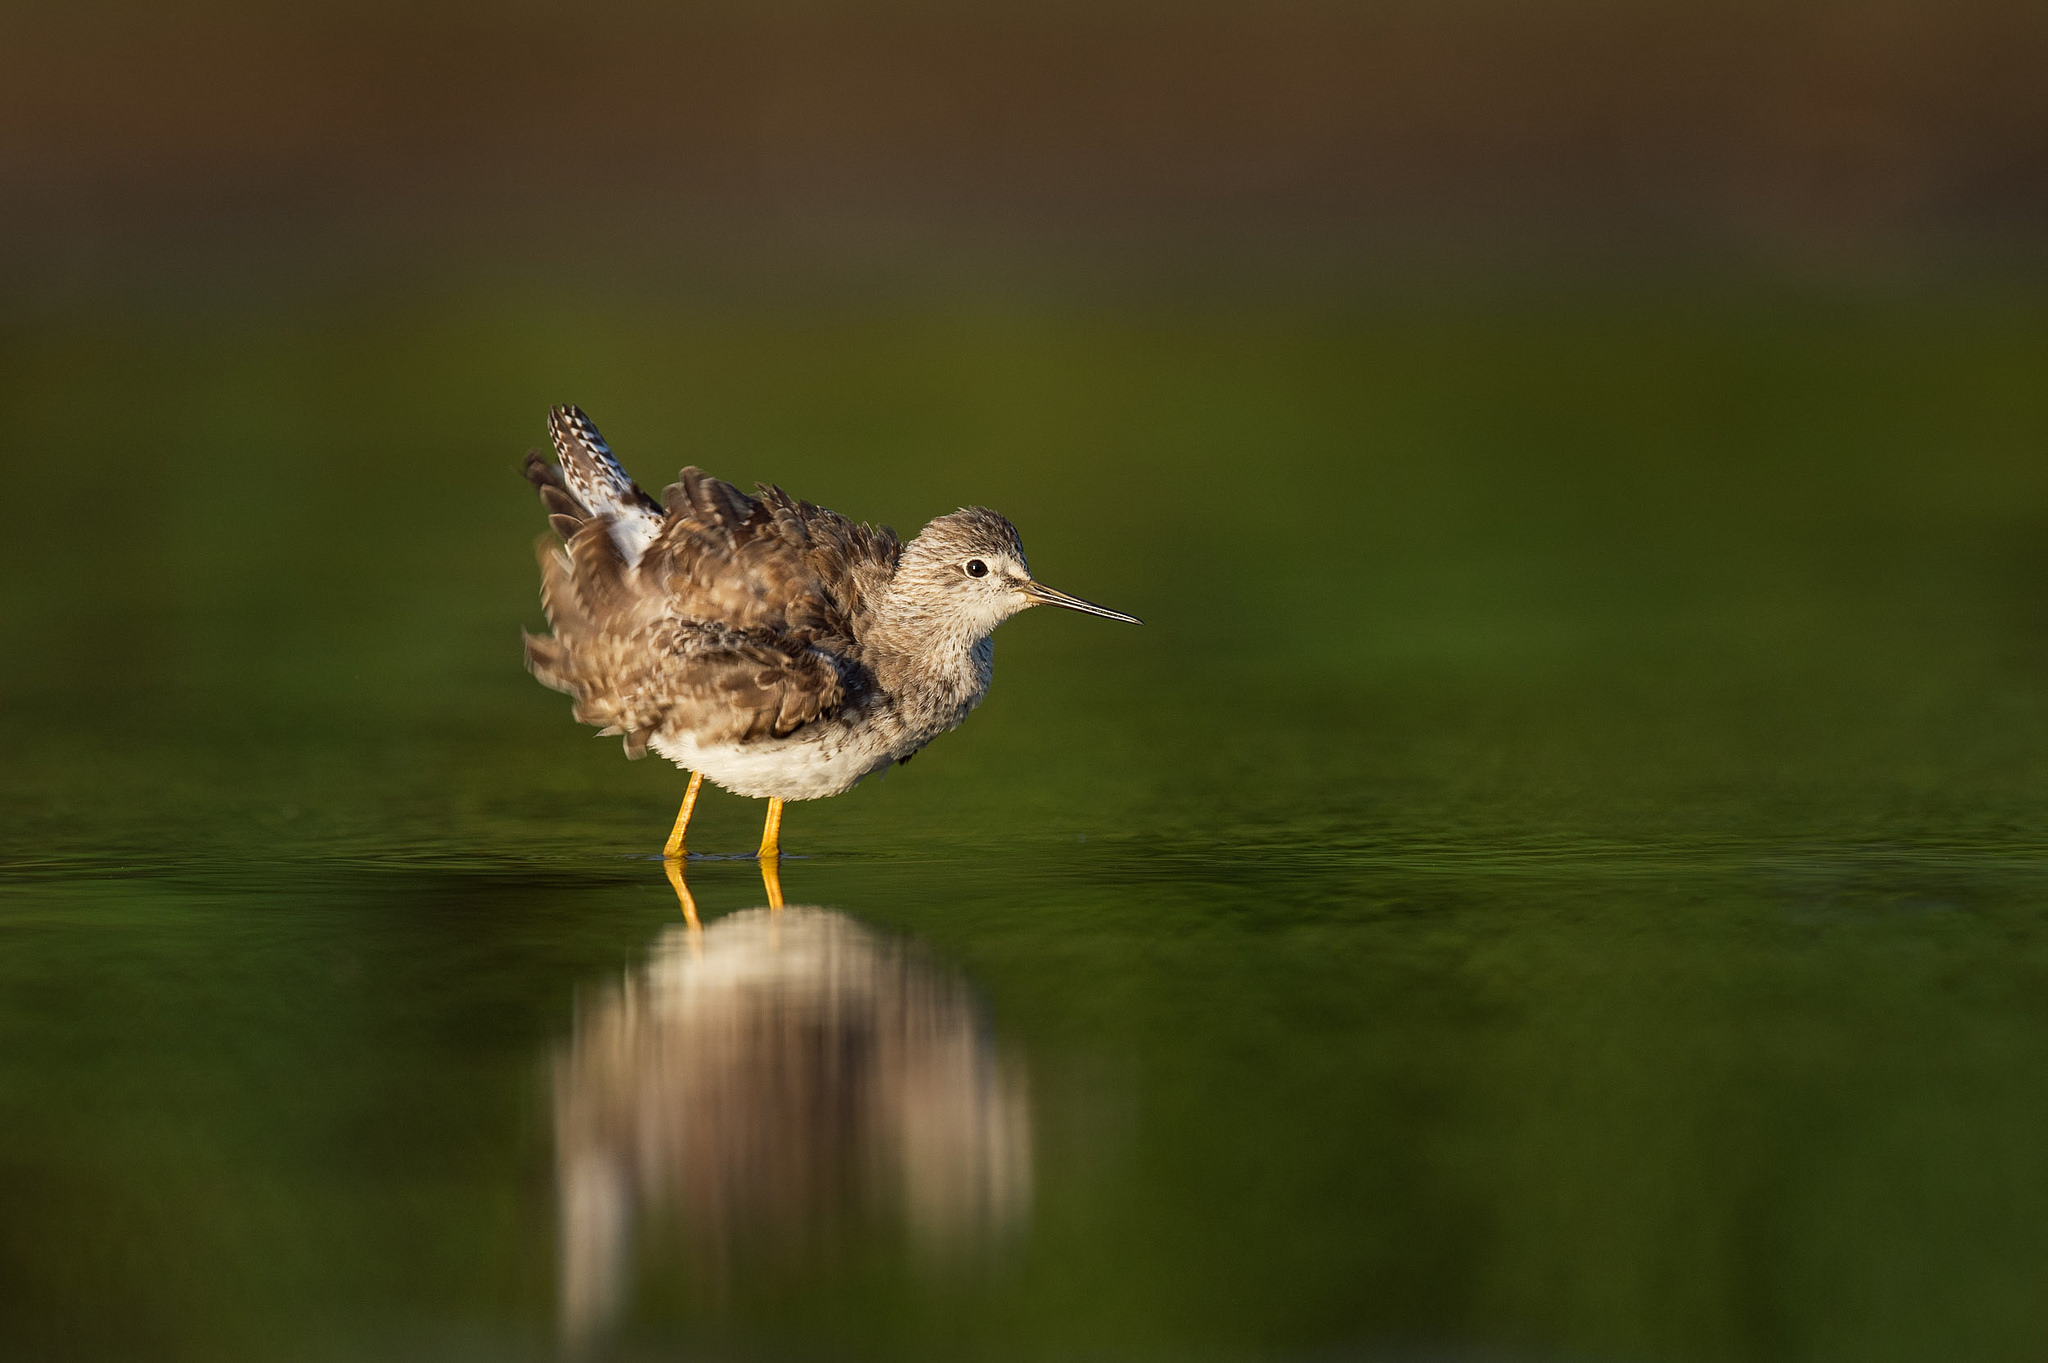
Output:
top-left (523, 405), bottom-right (1139, 863)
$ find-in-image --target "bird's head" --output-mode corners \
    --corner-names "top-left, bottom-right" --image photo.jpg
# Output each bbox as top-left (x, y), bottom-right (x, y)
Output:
top-left (895, 507), bottom-right (1141, 641)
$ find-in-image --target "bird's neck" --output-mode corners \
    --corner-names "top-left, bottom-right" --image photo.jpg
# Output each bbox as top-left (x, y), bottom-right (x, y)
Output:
top-left (864, 598), bottom-right (996, 715)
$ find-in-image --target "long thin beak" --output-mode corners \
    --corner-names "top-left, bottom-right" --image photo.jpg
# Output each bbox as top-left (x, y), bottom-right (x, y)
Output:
top-left (1018, 579), bottom-right (1143, 624)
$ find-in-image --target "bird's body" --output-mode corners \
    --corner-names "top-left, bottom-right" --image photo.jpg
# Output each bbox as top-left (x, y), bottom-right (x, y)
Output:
top-left (523, 406), bottom-right (1136, 856)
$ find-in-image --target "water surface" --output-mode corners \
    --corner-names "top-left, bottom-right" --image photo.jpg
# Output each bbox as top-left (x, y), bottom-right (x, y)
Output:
top-left (5, 285), bottom-right (2048, 1361)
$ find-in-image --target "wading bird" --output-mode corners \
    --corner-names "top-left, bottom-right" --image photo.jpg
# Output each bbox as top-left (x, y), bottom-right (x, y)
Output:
top-left (523, 406), bottom-right (1139, 866)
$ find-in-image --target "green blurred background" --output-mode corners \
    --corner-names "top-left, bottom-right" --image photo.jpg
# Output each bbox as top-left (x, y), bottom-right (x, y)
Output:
top-left (6, 3), bottom-right (2048, 1361)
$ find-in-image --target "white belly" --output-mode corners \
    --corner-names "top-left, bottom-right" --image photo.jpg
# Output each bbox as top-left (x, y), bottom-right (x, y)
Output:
top-left (649, 727), bottom-right (897, 802)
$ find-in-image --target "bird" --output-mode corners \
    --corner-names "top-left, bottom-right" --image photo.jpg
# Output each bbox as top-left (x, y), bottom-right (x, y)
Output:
top-left (522, 404), bottom-right (1139, 866)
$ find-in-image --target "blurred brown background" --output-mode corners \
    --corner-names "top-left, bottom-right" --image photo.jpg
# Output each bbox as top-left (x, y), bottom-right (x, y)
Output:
top-left (7, 0), bottom-right (2047, 296)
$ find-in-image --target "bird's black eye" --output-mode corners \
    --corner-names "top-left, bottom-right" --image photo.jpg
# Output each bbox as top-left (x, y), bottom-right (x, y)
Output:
top-left (964, 559), bottom-right (988, 577)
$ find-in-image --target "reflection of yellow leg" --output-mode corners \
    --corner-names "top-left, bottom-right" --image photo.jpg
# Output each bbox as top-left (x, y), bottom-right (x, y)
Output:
top-left (663, 855), bottom-right (702, 930)
top-left (759, 856), bottom-right (785, 911)
top-left (662, 771), bottom-right (703, 859)
top-left (758, 797), bottom-right (784, 860)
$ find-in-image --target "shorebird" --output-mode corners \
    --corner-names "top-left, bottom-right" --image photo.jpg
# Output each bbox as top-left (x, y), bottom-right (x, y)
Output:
top-left (523, 405), bottom-right (1139, 864)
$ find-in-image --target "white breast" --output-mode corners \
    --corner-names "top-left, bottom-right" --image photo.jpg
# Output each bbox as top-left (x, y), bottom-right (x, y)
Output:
top-left (649, 726), bottom-right (901, 802)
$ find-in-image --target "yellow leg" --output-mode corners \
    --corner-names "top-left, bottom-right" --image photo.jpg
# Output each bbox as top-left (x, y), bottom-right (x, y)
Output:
top-left (759, 856), bottom-right (785, 911)
top-left (663, 855), bottom-right (702, 931)
top-left (662, 771), bottom-right (704, 859)
top-left (758, 797), bottom-right (784, 860)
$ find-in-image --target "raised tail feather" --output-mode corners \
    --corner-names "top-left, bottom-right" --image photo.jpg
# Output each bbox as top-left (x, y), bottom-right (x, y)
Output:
top-left (523, 405), bottom-right (672, 757)
top-left (537, 404), bottom-right (665, 566)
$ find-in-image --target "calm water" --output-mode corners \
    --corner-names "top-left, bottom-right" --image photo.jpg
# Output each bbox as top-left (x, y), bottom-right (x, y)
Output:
top-left (6, 284), bottom-right (2048, 1361)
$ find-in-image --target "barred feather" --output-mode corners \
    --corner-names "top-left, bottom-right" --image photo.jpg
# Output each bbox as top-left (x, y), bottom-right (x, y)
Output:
top-left (523, 408), bottom-right (896, 759)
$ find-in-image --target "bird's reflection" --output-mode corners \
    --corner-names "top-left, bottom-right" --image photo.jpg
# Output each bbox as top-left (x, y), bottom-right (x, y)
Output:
top-left (554, 862), bottom-right (1032, 1345)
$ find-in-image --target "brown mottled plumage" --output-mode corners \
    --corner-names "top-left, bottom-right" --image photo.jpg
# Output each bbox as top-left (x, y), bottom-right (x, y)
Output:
top-left (523, 405), bottom-right (1138, 857)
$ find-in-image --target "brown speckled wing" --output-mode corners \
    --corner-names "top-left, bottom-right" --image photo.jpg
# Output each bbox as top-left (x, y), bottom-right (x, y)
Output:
top-left (642, 470), bottom-right (901, 650)
top-left (523, 447), bottom-right (893, 754)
